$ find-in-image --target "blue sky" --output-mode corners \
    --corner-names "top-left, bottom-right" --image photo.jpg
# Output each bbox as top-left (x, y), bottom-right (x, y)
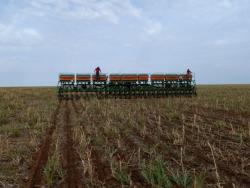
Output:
top-left (0, 0), bottom-right (250, 86)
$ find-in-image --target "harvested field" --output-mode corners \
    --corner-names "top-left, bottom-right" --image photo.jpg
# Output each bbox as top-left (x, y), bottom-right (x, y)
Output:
top-left (0, 85), bottom-right (250, 187)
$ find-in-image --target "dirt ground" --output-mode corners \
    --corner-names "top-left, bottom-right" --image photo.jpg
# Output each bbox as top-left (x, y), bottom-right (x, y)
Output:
top-left (0, 85), bottom-right (250, 187)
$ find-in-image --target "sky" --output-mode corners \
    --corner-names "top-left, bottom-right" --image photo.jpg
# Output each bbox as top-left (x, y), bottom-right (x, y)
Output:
top-left (0, 0), bottom-right (250, 86)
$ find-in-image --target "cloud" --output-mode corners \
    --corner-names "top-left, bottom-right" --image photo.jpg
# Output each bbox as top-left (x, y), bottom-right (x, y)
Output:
top-left (0, 23), bottom-right (42, 46)
top-left (22, 0), bottom-right (141, 24)
top-left (144, 21), bottom-right (163, 36)
top-left (21, 0), bottom-right (162, 35)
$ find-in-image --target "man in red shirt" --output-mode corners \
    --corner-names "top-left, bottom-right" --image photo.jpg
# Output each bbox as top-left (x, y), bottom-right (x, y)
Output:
top-left (187, 68), bottom-right (192, 75)
top-left (94, 66), bottom-right (101, 81)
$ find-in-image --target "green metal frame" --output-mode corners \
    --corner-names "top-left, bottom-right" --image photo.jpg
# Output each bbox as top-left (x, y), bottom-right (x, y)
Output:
top-left (58, 73), bottom-right (197, 99)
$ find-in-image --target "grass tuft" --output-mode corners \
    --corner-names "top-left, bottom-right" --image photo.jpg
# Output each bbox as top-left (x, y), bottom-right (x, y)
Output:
top-left (43, 142), bottom-right (64, 187)
top-left (141, 155), bottom-right (172, 188)
top-left (114, 168), bottom-right (131, 186)
top-left (170, 170), bottom-right (193, 187)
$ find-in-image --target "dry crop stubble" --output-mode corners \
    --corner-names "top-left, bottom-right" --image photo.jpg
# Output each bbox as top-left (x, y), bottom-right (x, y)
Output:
top-left (0, 85), bottom-right (250, 187)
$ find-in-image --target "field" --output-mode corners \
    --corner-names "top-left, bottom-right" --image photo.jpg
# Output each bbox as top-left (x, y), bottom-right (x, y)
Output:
top-left (0, 85), bottom-right (250, 188)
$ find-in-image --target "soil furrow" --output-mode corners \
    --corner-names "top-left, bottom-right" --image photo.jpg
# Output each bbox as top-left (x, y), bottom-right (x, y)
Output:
top-left (193, 105), bottom-right (250, 119)
top-left (26, 102), bottom-right (61, 188)
top-left (183, 110), bottom-right (248, 128)
top-left (126, 116), bottom-right (250, 185)
top-left (60, 100), bottom-right (84, 188)
top-left (186, 145), bottom-right (250, 186)
top-left (72, 99), bottom-right (80, 114)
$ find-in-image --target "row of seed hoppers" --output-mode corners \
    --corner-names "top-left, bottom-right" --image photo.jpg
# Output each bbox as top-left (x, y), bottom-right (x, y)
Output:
top-left (58, 71), bottom-right (196, 99)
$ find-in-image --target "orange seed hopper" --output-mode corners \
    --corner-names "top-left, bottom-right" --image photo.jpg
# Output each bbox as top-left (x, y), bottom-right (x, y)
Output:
top-left (151, 74), bottom-right (165, 81)
top-left (76, 74), bottom-right (91, 82)
top-left (59, 74), bottom-right (75, 82)
top-left (138, 74), bottom-right (149, 81)
top-left (120, 74), bottom-right (138, 81)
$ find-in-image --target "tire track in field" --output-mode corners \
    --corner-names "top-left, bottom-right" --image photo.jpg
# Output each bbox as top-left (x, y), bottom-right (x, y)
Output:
top-left (59, 100), bottom-right (84, 188)
top-left (72, 99), bottom-right (80, 114)
top-left (26, 102), bottom-right (61, 188)
top-left (72, 100), bottom-right (113, 185)
top-left (72, 101), bottom-right (118, 186)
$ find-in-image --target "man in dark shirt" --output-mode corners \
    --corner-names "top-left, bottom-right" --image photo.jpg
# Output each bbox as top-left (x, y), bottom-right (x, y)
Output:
top-left (187, 69), bottom-right (192, 75)
top-left (94, 67), bottom-right (101, 81)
